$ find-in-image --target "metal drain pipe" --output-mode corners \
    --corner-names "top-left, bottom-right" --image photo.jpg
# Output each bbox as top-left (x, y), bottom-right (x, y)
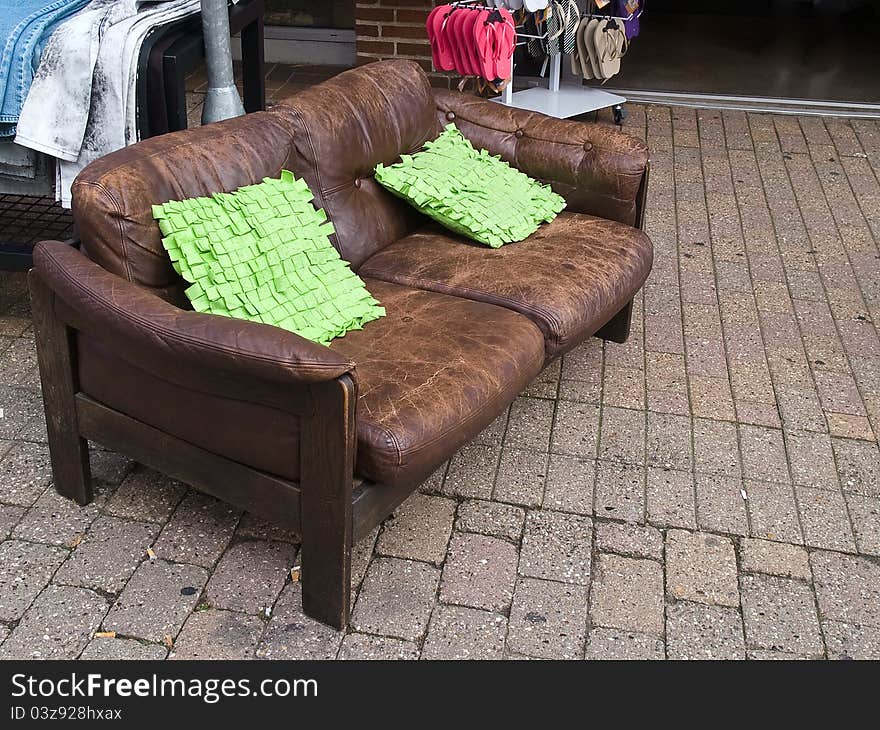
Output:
top-left (201, 0), bottom-right (245, 124)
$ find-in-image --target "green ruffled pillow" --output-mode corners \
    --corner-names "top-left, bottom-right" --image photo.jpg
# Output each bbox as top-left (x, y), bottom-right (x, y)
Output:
top-left (374, 124), bottom-right (566, 248)
top-left (153, 170), bottom-right (385, 345)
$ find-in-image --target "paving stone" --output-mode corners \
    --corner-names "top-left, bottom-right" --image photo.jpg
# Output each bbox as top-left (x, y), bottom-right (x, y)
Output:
top-left (505, 397), bottom-right (554, 452)
top-left (695, 474), bottom-right (749, 535)
top-left (206, 539), bottom-right (297, 613)
top-left (153, 492), bottom-right (241, 568)
top-left (0, 442), bottom-right (52, 506)
top-left (590, 554), bottom-right (664, 634)
top-left (421, 605), bottom-right (507, 660)
top-left (845, 493), bottom-right (880, 556)
top-left (745, 479), bottom-right (804, 543)
top-left (493, 448), bottom-right (547, 507)
top-left (584, 627), bottom-right (665, 660)
top-left (443, 443), bottom-right (499, 499)
top-left (376, 493), bottom-right (456, 565)
top-left (739, 425), bottom-right (790, 483)
top-left (104, 467), bottom-right (187, 523)
top-left (795, 486), bottom-right (857, 552)
top-left (785, 430), bottom-right (840, 489)
top-left (740, 574), bottom-right (824, 655)
top-left (812, 551), bottom-right (880, 627)
top-left (351, 557), bottom-right (439, 642)
top-left (0, 337), bottom-right (40, 389)
top-left (747, 649), bottom-right (812, 660)
top-left (0, 503), bottom-right (24, 540)
top-left (440, 533), bottom-right (517, 612)
top-left (603, 366), bottom-right (645, 410)
top-left (351, 526), bottom-right (378, 593)
top-left (455, 499), bottom-right (524, 542)
top-left (506, 577), bottom-right (588, 659)
top-left (646, 467), bottom-right (696, 528)
top-left (665, 530), bottom-right (739, 606)
top-left (337, 633), bottom-right (419, 660)
top-left (88, 449), bottom-right (135, 487)
top-left (54, 516), bottom-right (158, 594)
top-left (235, 512), bottom-right (297, 543)
top-left (594, 461), bottom-right (645, 523)
top-left (0, 386), bottom-right (43, 441)
top-left (595, 521), bottom-right (662, 560)
top-left (739, 538), bottom-right (811, 580)
top-left (833, 438), bottom-right (880, 496)
top-left (14, 488), bottom-right (101, 547)
top-left (543, 454), bottom-right (594, 515)
top-left (646, 412), bottom-right (692, 470)
top-left (0, 539), bottom-right (67, 621)
top-left (0, 585), bottom-right (107, 660)
top-left (171, 609), bottom-right (263, 660)
top-left (258, 583), bottom-right (343, 659)
top-left (551, 401), bottom-right (600, 457)
top-left (519, 510), bottom-right (592, 585)
top-left (598, 406), bottom-right (646, 465)
top-left (666, 601), bottom-right (746, 660)
top-left (823, 620), bottom-right (880, 660)
top-left (103, 559), bottom-right (207, 642)
top-left (79, 637), bottom-right (167, 660)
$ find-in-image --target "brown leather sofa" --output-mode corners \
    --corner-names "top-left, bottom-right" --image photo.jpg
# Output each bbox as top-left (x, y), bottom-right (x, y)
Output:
top-left (29, 61), bottom-right (652, 629)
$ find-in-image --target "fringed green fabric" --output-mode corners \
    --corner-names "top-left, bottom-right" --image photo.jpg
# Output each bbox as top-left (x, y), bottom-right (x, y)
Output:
top-left (153, 170), bottom-right (385, 345)
top-left (374, 124), bottom-right (566, 248)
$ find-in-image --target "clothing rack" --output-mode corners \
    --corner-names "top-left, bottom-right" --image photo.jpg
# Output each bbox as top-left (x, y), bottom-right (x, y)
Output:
top-left (495, 3), bottom-right (636, 121)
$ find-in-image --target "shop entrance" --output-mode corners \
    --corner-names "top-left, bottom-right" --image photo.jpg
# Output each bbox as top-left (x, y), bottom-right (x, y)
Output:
top-left (599, 1), bottom-right (880, 113)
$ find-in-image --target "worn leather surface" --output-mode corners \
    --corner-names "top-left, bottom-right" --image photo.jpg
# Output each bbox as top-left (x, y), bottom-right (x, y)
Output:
top-left (76, 334), bottom-right (302, 481)
top-left (55, 59), bottom-right (655, 491)
top-left (273, 60), bottom-right (440, 269)
top-left (71, 110), bottom-right (297, 302)
top-left (434, 89), bottom-right (648, 227)
top-left (360, 213), bottom-right (654, 358)
top-left (330, 278), bottom-right (545, 486)
top-left (33, 242), bottom-right (354, 394)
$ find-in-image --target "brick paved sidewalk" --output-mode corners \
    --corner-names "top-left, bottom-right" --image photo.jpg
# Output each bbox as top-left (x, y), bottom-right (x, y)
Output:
top-left (0, 107), bottom-right (878, 660)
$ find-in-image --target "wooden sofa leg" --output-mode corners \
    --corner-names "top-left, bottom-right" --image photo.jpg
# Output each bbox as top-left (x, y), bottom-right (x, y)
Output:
top-left (300, 376), bottom-right (356, 630)
top-left (28, 273), bottom-right (93, 506)
top-left (596, 299), bottom-right (634, 344)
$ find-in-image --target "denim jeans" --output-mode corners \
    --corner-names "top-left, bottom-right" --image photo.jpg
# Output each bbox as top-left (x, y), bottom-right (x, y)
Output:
top-left (0, 0), bottom-right (90, 136)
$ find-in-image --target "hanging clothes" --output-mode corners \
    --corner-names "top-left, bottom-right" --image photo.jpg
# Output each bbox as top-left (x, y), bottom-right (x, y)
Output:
top-left (0, 0), bottom-right (91, 137)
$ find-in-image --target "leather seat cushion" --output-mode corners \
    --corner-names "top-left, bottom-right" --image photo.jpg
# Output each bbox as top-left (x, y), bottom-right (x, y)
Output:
top-left (331, 279), bottom-right (545, 486)
top-left (77, 280), bottom-right (544, 488)
top-left (358, 212), bottom-right (654, 358)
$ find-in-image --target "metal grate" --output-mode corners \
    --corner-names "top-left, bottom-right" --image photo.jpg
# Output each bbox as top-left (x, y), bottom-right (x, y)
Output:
top-left (0, 194), bottom-right (74, 247)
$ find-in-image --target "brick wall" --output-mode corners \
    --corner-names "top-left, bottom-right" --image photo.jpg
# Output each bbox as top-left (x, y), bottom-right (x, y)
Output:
top-left (355, 1), bottom-right (452, 88)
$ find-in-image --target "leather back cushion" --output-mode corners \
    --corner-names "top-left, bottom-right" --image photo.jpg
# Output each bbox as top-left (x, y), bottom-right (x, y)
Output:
top-left (273, 60), bottom-right (440, 268)
top-left (71, 110), bottom-right (297, 303)
top-left (433, 89), bottom-right (648, 227)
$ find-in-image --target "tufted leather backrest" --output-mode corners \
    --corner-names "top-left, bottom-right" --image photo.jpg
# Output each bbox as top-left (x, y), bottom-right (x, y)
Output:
top-left (433, 90), bottom-right (649, 227)
top-left (71, 110), bottom-right (298, 304)
top-left (273, 60), bottom-right (440, 269)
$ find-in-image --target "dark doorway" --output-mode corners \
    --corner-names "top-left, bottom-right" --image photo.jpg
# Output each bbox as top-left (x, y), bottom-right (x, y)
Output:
top-left (605, 1), bottom-right (880, 105)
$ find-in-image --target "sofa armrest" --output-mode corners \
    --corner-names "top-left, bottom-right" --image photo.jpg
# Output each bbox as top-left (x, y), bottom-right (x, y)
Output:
top-left (434, 89), bottom-right (649, 228)
top-left (32, 241), bottom-right (355, 395)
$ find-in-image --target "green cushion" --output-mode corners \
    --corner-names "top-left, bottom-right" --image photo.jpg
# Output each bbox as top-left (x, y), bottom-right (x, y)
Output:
top-left (374, 124), bottom-right (566, 248)
top-left (153, 170), bottom-right (385, 345)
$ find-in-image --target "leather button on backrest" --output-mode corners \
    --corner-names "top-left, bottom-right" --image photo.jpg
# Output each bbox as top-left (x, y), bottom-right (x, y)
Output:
top-left (354, 178), bottom-right (362, 188)
top-left (583, 141), bottom-right (593, 152)
top-left (446, 111), bottom-right (455, 121)
top-left (515, 129), bottom-right (524, 138)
